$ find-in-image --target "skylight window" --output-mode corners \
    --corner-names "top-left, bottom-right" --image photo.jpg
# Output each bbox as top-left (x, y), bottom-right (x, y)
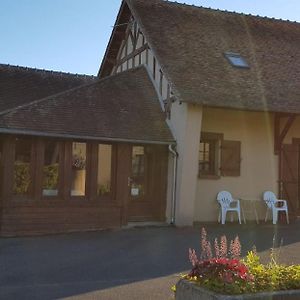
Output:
top-left (224, 52), bottom-right (249, 68)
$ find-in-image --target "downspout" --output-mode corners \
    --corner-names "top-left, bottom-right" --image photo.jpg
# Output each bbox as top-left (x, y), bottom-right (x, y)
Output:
top-left (168, 144), bottom-right (178, 225)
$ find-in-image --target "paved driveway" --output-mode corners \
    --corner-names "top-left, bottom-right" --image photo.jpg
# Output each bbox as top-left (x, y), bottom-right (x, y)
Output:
top-left (1, 223), bottom-right (300, 299)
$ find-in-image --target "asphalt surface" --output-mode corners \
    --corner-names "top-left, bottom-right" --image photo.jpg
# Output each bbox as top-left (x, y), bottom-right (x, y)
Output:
top-left (1, 222), bottom-right (300, 299)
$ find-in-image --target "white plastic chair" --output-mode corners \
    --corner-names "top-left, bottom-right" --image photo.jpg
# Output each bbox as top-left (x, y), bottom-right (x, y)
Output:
top-left (217, 191), bottom-right (242, 225)
top-left (263, 191), bottom-right (289, 225)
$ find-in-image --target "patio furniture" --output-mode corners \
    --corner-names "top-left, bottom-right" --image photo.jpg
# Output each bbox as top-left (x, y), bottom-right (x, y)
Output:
top-left (263, 191), bottom-right (289, 225)
top-left (217, 191), bottom-right (242, 225)
top-left (240, 198), bottom-right (260, 224)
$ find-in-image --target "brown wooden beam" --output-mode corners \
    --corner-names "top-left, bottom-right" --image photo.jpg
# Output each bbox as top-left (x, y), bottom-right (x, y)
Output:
top-left (274, 113), bottom-right (296, 155)
top-left (116, 43), bottom-right (149, 67)
top-left (279, 115), bottom-right (296, 144)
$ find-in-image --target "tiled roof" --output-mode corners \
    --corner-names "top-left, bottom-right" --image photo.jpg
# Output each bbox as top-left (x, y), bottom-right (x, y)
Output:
top-left (125, 0), bottom-right (300, 113)
top-left (0, 64), bottom-right (96, 113)
top-left (0, 66), bottom-right (174, 144)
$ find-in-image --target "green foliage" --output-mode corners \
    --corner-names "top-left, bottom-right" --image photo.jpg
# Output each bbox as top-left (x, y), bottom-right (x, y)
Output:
top-left (244, 251), bottom-right (300, 292)
top-left (97, 184), bottom-right (110, 196)
top-left (184, 229), bottom-right (300, 295)
top-left (43, 164), bottom-right (59, 189)
top-left (13, 162), bottom-right (31, 194)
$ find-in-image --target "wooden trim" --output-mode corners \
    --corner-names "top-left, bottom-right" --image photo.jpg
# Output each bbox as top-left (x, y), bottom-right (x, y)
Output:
top-left (89, 142), bottom-right (98, 201)
top-left (116, 43), bottom-right (149, 67)
top-left (1, 137), bottom-right (14, 204)
top-left (279, 115), bottom-right (296, 144)
top-left (153, 56), bottom-right (156, 80)
top-left (201, 132), bottom-right (224, 141)
top-left (33, 139), bottom-right (44, 201)
top-left (63, 141), bottom-right (72, 201)
top-left (274, 113), bottom-right (296, 155)
top-left (85, 142), bottom-right (92, 200)
top-left (110, 145), bottom-right (118, 202)
top-left (159, 69), bottom-right (163, 95)
top-left (146, 47), bottom-right (149, 65)
top-left (115, 144), bottom-right (131, 225)
top-left (198, 174), bottom-right (221, 180)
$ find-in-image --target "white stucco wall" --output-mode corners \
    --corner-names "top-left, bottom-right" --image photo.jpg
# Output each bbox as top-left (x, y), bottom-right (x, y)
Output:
top-left (168, 102), bottom-right (203, 226)
top-left (195, 107), bottom-right (280, 222)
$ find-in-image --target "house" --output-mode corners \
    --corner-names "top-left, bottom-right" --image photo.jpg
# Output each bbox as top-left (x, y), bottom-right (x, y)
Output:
top-left (1, 0), bottom-right (300, 236)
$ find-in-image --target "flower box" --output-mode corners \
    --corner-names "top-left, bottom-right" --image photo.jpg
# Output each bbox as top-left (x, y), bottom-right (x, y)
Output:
top-left (176, 278), bottom-right (300, 300)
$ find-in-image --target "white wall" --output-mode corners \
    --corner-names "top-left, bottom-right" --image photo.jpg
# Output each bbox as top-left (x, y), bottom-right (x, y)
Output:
top-left (195, 107), bottom-right (279, 222)
top-left (168, 102), bottom-right (203, 226)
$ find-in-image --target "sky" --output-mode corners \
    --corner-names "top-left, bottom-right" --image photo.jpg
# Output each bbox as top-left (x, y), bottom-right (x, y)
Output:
top-left (0, 0), bottom-right (299, 75)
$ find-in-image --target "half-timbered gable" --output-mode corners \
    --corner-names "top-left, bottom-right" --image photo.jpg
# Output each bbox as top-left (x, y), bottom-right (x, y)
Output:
top-left (99, 2), bottom-right (173, 112)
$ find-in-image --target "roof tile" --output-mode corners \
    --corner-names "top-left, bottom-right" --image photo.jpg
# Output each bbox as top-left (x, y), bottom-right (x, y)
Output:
top-left (0, 64), bottom-right (95, 113)
top-left (0, 66), bottom-right (174, 144)
top-left (126, 0), bottom-right (300, 113)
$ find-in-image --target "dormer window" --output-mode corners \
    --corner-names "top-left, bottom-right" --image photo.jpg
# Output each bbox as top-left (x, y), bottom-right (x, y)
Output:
top-left (224, 52), bottom-right (249, 68)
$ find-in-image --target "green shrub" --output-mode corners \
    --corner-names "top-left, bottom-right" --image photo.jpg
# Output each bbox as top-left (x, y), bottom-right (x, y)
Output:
top-left (13, 162), bottom-right (31, 194)
top-left (184, 228), bottom-right (300, 295)
top-left (244, 251), bottom-right (300, 292)
top-left (43, 164), bottom-right (59, 189)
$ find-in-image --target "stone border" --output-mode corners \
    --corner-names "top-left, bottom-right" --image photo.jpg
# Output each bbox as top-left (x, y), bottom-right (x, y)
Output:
top-left (176, 279), bottom-right (300, 300)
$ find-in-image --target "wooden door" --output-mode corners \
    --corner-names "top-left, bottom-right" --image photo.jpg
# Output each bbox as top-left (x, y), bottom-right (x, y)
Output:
top-left (127, 145), bottom-right (167, 222)
top-left (280, 144), bottom-right (299, 216)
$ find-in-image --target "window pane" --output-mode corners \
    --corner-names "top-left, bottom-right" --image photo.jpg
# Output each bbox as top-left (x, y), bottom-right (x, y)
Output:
top-left (71, 142), bottom-right (86, 196)
top-left (43, 141), bottom-right (59, 196)
top-left (131, 146), bottom-right (145, 197)
top-left (132, 146), bottom-right (145, 177)
top-left (13, 138), bottom-right (31, 195)
top-left (97, 144), bottom-right (112, 196)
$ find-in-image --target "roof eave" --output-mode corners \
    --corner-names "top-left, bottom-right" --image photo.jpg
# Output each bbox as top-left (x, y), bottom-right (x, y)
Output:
top-left (0, 128), bottom-right (175, 145)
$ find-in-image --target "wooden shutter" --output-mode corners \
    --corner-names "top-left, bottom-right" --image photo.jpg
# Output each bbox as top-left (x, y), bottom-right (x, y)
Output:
top-left (220, 140), bottom-right (241, 177)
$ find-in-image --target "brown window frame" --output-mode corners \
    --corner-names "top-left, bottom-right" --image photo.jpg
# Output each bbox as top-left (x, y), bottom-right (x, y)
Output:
top-left (198, 132), bottom-right (223, 179)
top-left (12, 136), bottom-right (37, 201)
top-left (40, 139), bottom-right (64, 201)
top-left (69, 140), bottom-right (90, 200)
top-left (94, 143), bottom-right (117, 202)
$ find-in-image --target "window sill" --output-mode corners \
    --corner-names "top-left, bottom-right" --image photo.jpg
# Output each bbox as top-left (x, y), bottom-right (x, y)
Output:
top-left (198, 174), bottom-right (221, 180)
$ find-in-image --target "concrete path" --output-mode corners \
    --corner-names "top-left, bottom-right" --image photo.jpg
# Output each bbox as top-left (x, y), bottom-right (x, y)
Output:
top-left (1, 223), bottom-right (300, 299)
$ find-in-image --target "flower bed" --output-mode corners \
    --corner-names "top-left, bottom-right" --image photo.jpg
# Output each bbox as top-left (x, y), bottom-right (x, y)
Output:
top-left (175, 228), bottom-right (300, 299)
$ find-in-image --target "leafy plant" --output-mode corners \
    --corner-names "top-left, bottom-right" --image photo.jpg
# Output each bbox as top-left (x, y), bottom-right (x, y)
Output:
top-left (186, 228), bottom-right (252, 294)
top-left (97, 184), bottom-right (110, 196)
top-left (43, 164), bottom-right (59, 189)
top-left (184, 228), bottom-right (300, 295)
top-left (244, 251), bottom-right (300, 292)
top-left (13, 162), bottom-right (31, 194)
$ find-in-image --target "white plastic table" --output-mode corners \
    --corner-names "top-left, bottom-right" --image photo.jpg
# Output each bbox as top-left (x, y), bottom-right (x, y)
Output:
top-left (240, 198), bottom-right (260, 224)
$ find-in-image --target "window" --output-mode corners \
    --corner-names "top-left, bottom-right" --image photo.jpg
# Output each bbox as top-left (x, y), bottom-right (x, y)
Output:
top-left (71, 142), bottom-right (86, 196)
top-left (199, 132), bottom-right (241, 179)
top-left (131, 146), bottom-right (145, 197)
top-left (97, 144), bottom-right (112, 196)
top-left (13, 137), bottom-right (32, 195)
top-left (43, 141), bottom-right (60, 197)
top-left (224, 52), bottom-right (249, 68)
top-left (199, 133), bottom-right (221, 177)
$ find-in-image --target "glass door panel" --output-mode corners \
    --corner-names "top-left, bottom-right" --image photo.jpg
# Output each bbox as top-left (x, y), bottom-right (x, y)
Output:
top-left (130, 146), bottom-right (146, 198)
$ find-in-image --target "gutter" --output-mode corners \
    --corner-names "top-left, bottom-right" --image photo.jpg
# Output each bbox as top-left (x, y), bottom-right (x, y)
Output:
top-left (168, 144), bottom-right (178, 225)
